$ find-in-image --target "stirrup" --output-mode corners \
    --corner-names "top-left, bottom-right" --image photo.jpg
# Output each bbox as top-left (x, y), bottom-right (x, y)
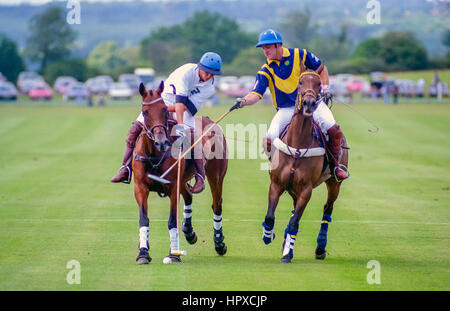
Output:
top-left (191, 173), bottom-right (205, 193)
top-left (333, 164), bottom-right (349, 182)
top-left (118, 165), bottom-right (131, 184)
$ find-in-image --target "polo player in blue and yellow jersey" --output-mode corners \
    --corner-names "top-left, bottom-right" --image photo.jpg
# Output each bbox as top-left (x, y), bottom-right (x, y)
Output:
top-left (231, 29), bottom-right (348, 181)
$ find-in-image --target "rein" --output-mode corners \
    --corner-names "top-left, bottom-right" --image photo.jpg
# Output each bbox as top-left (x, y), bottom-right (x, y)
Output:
top-left (140, 99), bottom-right (172, 143)
top-left (135, 98), bottom-right (174, 171)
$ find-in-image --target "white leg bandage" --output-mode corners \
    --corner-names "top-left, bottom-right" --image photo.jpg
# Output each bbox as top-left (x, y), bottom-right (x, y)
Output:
top-left (213, 213), bottom-right (222, 231)
top-left (183, 204), bottom-right (192, 219)
top-left (139, 226), bottom-right (149, 249)
top-left (282, 233), bottom-right (296, 257)
top-left (169, 228), bottom-right (179, 252)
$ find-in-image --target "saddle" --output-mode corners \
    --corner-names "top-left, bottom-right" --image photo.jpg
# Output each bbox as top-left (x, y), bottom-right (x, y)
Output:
top-left (276, 122), bottom-right (331, 173)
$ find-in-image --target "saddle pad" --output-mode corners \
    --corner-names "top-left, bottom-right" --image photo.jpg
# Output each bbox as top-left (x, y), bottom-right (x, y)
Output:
top-left (273, 138), bottom-right (325, 158)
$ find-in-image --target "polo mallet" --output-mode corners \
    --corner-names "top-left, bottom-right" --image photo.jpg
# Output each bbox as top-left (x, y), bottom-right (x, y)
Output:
top-left (172, 145), bottom-right (186, 258)
top-left (148, 108), bottom-right (234, 184)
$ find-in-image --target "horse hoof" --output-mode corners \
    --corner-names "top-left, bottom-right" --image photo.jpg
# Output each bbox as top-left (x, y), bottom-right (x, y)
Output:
top-left (315, 247), bottom-right (326, 260)
top-left (280, 255), bottom-right (292, 263)
top-left (163, 255), bottom-right (182, 264)
top-left (185, 231), bottom-right (198, 245)
top-left (215, 243), bottom-right (227, 256)
top-left (136, 248), bottom-right (152, 265)
top-left (263, 233), bottom-right (275, 245)
top-left (136, 257), bottom-right (151, 265)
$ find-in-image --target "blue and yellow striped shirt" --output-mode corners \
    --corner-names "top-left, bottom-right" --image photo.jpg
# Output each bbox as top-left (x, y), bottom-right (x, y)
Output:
top-left (252, 48), bottom-right (322, 110)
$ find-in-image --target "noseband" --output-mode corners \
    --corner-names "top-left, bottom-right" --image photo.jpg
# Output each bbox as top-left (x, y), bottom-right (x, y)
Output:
top-left (141, 98), bottom-right (171, 144)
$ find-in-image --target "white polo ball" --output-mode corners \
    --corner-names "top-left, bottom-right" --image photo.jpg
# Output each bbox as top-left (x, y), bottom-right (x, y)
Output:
top-left (163, 257), bottom-right (172, 264)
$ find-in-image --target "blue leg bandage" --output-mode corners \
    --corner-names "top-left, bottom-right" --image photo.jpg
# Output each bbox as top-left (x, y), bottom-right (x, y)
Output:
top-left (262, 221), bottom-right (275, 244)
top-left (316, 214), bottom-right (332, 250)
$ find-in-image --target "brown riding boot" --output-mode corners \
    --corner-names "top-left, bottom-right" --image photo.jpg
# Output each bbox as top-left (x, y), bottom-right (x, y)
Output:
top-left (191, 158), bottom-right (206, 194)
top-left (262, 137), bottom-right (272, 159)
top-left (110, 121), bottom-right (143, 184)
top-left (327, 124), bottom-right (349, 181)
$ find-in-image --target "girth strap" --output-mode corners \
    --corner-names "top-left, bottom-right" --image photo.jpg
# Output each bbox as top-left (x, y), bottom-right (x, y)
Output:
top-left (133, 150), bottom-right (170, 171)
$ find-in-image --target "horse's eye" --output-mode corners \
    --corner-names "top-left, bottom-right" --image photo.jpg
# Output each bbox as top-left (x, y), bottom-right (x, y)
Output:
top-left (143, 110), bottom-right (148, 116)
top-left (299, 81), bottom-right (303, 85)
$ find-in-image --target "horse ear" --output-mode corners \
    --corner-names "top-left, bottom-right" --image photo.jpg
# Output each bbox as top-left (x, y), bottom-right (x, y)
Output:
top-left (156, 80), bottom-right (164, 95)
top-left (139, 82), bottom-right (146, 97)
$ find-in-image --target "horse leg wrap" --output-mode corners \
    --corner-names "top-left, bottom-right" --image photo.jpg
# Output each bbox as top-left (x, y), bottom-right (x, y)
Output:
top-left (139, 226), bottom-right (149, 250)
top-left (213, 227), bottom-right (227, 255)
top-left (182, 204), bottom-right (193, 234)
top-left (262, 221), bottom-right (275, 245)
top-left (316, 214), bottom-right (332, 250)
top-left (169, 228), bottom-right (179, 253)
top-left (182, 204), bottom-right (197, 244)
top-left (213, 213), bottom-right (222, 231)
top-left (282, 227), bottom-right (298, 259)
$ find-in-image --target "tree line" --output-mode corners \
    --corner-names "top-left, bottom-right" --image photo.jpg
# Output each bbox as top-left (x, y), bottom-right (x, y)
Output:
top-left (0, 6), bottom-right (449, 85)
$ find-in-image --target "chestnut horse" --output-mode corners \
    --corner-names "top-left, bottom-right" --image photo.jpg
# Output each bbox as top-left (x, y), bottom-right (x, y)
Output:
top-left (262, 71), bottom-right (349, 263)
top-left (133, 81), bottom-right (228, 264)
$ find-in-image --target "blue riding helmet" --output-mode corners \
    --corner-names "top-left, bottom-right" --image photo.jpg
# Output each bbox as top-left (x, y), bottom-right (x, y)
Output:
top-left (198, 52), bottom-right (222, 75)
top-left (256, 29), bottom-right (283, 47)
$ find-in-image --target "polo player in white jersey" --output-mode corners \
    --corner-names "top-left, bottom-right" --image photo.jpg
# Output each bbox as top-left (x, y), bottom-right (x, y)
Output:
top-left (111, 52), bottom-right (222, 193)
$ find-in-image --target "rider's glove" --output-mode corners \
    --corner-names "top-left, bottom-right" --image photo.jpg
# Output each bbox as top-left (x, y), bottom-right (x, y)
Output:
top-left (175, 124), bottom-right (187, 138)
top-left (230, 97), bottom-right (246, 112)
top-left (321, 85), bottom-right (333, 106)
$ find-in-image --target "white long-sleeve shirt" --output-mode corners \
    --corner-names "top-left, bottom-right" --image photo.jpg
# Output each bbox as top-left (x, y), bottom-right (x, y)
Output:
top-left (137, 63), bottom-right (215, 128)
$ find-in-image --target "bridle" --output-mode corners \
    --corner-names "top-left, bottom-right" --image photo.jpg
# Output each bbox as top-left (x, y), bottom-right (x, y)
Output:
top-left (296, 71), bottom-right (322, 112)
top-left (141, 98), bottom-right (171, 144)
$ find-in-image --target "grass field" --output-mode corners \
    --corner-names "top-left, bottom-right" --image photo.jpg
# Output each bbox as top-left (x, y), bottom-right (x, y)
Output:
top-left (0, 98), bottom-right (449, 291)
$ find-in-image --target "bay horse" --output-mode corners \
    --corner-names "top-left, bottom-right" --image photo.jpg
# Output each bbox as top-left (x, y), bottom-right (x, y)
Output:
top-left (133, 81), bottom-right (228, 264)
top-left (262, 71), bottom-right (349, 263)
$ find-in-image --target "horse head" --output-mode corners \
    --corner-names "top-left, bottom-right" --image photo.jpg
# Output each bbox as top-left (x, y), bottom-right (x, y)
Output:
top-left (297, 71), bottom-right (322, 117)
top-left (139, 81), bottom-right (171, 153)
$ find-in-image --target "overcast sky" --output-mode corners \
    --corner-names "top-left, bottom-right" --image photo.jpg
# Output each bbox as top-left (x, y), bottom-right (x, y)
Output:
top-left (0, 0), bottom-right (234, 4)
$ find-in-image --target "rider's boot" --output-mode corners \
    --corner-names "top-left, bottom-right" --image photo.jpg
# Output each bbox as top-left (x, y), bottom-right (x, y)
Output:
top-left (327, 124), bottom-right (349, 181)
top-left (262, 136), bottom-right (272, 160)
top-left (111, 121), bottom-right (143, 184)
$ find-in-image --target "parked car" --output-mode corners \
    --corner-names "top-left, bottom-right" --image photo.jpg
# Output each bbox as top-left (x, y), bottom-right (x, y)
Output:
top-left (64, 83), bottom-right (89, 100)
top-left (108, 82), bottom-right (133, 100)
top-left (369, 71), bottom-right (387, 83)
top-left (54, 76), bottom-right (77, 95)
top-left (238, 76), bottom-right (256, 89)
top-left (329, 76), bottom-right (351, 97)
top-left (29, 82), bottom-right (52, 100)
top-left (17, 71), bottom-right (44, 95)
top-left (119, 74), bottom-right (140, 93)
top-left (96, 75), bottom-right (114, 86)
top-left (224, 76), bottom-right (256, 97)
top-left (85, 77), bottom-right (109, 95)
top-left (217, 76), bottom-right (238, 92)
top-left (0, 82), bottom-right (18, 100)
top-left (347, 76), bottom-right (370, 93)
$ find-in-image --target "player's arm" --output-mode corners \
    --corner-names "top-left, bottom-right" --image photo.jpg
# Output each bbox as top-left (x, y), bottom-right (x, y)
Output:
top-left (316, 63), bottom-right (329, 86)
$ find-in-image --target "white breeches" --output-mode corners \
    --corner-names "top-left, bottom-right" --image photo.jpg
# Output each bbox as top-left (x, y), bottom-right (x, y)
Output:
top-left (312, 101), bottom-right (336, 134)
top-left (266, 106), bottom-right (295, 140)
top-left (266, 102), bottom-right (336, 140)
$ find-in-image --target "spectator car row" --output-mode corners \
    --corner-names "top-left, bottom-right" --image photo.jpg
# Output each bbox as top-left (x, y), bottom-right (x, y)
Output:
top-left (1, 71), bottom-right (448, 101)
top-left (0, 71), bottom-right (145, 101)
